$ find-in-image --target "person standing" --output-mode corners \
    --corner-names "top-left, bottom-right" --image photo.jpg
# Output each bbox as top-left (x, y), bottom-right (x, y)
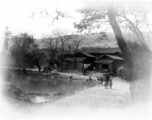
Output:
top-left (83, 64), bottom-right (87, 75)
top-left (104, 70), bottom-right (110, 89)
top-left (69, 75), bottom-right (73, 82)
top-left (109, 75), bottom-right (113, 89)
top-left (54, 64), bottom-right (57, 69)
top-left (93, 66), bottom-right (96, 73)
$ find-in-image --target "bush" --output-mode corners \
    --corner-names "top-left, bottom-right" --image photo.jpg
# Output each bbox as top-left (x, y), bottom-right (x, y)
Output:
top-left (124, 41), bottom-right (152, 100)
top-left (126, 41), bottom-right (152, 80)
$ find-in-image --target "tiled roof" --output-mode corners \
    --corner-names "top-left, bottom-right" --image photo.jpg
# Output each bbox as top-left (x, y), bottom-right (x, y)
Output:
top-left (106, 55), bottom-right (124, 60)
top-left (40, 47), bottom-right (121, 55)
top-left (65, 57), bottom-right (73, 61)
top-left (95, 60), bottom-right (114, 63)
top-left (80, 47), bottom-right (121, 54)
top-left (65, 57), bottom-right (86, 62)
top-left (76, 57), bottom-right (86, 61)
top-left (96, 54), bottom-right (124, 60)
top-left (78, 52), bottom-right (95, 57)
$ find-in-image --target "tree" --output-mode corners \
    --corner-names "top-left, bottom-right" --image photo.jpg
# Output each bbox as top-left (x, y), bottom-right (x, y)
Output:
top-left (10, 33), bottom-right (44, 72)
top-left (71, 35), bottom-right (84, 69)
top-left (74, 2), bottom-right (135, 79)
top-left (52, 29), bottom-right (71, 71)
top-left (22, 33), bottom-right (45, 72)
top-left (3, 26), bottom-right (11, 50)
top-left (114, 2), bottom-right (152, 81)
top-left (42, 34), bottom-right (59, 66)
top-left (114, 2), bottom-right (152, 50)
top-left (74, 1), bottom-right (152, 100)
top-left (107, 2), bottom-right (134, 79)
top-left (71, 35), bottom-right (84, 52)
top-left (10, 35), bottom-right (24, 68)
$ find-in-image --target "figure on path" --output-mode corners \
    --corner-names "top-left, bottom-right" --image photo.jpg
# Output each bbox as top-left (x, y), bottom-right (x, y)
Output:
top-left (89, 76), bottom-right (93, 81)
top-left (104, 70), bottom-right (110, 89)
top-left (97, 76), bottom-right (103, 85)
top-left (83, 64), bottom-right (87, 75)
top-left (93, 66), bottom-right (96, 73)
top-left (109, 75), bottom-right (113, 89)
top-left (69, 75), bottom-right (73, 82)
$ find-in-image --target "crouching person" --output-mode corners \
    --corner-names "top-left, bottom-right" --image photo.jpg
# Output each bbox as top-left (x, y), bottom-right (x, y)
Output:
top-left (69, 75), bottom-right (73, 82)
top-left (97, 76), bottom-right (103, 85)
top-left (86, 76), bottom-right (93, 82)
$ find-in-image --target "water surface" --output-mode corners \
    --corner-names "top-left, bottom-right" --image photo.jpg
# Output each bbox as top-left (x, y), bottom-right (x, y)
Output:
top-left (9, 73), bottom-right (99, 103)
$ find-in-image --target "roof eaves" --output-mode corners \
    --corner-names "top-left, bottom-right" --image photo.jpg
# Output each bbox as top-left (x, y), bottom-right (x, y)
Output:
top-left (106, 55), bottom-right (124, 60)
top-left (80, 52), bottom-right (95, 57)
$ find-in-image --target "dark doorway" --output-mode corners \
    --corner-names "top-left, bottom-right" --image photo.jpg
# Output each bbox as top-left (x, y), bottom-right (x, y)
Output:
top-left (102, 64), bottom-right (109, 69)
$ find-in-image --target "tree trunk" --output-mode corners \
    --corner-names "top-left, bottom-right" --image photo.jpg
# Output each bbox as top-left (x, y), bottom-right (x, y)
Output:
top-left (35, 64), bottom-right (41, 72)
top-left (60, 50), bottom-right (65, 72)
top-left (60, 60), bottom-right (63, 72)
top-left (107, 2), bottom-right (151, 100)
top-left (107, 2), bottom-right (133, 80)
top-left (74, 49), bottom-right (77, 69)
top-left (29, 63), bottom-right (32, 72)
top-left (38, 66), bottom-right (41, 72)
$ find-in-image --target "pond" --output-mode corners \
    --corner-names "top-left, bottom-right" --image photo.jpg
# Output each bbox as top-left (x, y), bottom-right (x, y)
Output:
top-left (8, 73), bottom-right (100, 104)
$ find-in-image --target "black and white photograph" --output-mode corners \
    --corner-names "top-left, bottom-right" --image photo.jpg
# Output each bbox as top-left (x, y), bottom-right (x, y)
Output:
top-left (0, 0), bottom-right (152, 120)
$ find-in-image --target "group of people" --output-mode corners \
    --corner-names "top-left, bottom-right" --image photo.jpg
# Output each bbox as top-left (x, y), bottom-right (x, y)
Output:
top-left (104, 70), bottom-right (113, 89)
top-left (97, 70), bottom-right (113, 89)
top-left (69, 69), bottom-right (113, 89)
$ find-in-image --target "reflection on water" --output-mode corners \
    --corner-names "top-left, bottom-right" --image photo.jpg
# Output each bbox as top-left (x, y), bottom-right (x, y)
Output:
top-left (9, 74), bottom-right (99, 103)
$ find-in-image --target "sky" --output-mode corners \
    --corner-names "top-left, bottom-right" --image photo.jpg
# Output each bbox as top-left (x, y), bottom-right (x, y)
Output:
top-left (0, 0), bottom-right (83, 35)
top-left (0, 0), bottom-right (84, 51)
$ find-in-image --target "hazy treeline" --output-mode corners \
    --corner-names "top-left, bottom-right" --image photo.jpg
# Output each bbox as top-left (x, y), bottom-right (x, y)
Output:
top-left (3, 29), bottom-right (84, 72)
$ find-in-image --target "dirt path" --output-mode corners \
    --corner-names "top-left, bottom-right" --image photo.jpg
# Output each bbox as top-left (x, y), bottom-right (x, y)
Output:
top-left (27, 77), bottom-right (151, 120)
top-left (51, 77), bottom-right (131, 108)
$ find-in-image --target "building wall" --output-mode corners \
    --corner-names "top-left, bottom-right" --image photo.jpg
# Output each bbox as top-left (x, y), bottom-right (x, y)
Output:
top-left (76, 62), bottom-right (83, 71)
top-left (113, 61), bottom-right (117, 75)
top-left (95, 55), bottom-right (124, 75)
top-left (112, 60), bottom-right (124, 75)
top-left (63, 61), bottom-right (74, 70)
top-left (96, 62), bottom-right (113, 73)
top-left (63, 61), bottom-right (83, 71)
